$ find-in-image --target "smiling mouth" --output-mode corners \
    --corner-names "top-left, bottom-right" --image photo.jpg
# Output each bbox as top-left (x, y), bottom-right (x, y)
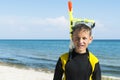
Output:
top-left (78, 45), bottom-right (84, 48)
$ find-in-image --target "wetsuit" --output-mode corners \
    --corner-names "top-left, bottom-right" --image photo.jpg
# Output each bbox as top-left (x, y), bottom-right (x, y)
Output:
top-left (53, 49), bottom-right (101, 80)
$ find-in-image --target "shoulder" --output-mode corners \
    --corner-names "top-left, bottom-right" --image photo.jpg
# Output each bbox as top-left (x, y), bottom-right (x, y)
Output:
top-left (59, 53), bottom-right (69, 71)
top-left (89, 52), bottom-right (99, 72)
top-left (60, 52), bottom-right (69, 60)
top-left (89, 52), bottom-right (99, 63)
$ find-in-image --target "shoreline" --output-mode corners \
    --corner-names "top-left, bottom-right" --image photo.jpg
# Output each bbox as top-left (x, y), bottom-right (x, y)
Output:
top-left (0, 63), bottom-right (120, 80)
top-left (102, 76), bottom-right (120, 80)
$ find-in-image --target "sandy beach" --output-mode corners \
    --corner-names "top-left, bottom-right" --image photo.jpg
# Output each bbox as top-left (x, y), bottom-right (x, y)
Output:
top-left (0, 64), bottom-right (120, 80)
top-left (0, 64), bottom-right (54, 80)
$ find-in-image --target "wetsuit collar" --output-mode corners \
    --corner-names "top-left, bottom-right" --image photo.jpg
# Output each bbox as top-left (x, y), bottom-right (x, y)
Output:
top-left (68, 48), bottom-right (89, 60)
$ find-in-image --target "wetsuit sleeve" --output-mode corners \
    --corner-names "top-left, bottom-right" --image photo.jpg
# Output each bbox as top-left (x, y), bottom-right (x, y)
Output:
top-left (53, 58), bottom-right (64, 80)
top-left (92, 62), bottom-right (101, 80)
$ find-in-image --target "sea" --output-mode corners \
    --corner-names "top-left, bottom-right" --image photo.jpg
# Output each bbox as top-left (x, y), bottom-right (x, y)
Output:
top-left (0, 39), bottom-right (120, 77)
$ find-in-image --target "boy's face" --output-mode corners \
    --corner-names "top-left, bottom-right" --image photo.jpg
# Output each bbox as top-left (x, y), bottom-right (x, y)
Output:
top-left (72, 29), bottom-right (93, 53)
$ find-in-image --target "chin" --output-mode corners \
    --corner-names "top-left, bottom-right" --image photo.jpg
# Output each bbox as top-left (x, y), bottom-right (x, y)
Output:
top-left (77, 47), bottom-right (86, 52)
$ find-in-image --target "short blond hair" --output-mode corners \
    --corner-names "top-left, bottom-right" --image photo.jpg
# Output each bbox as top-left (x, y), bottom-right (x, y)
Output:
top-left (71, 24), bottom-right (92, 36)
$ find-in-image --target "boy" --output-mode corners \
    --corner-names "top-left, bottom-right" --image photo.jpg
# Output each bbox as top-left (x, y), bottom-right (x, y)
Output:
top-left (53, 22), bottom-right (101, 80)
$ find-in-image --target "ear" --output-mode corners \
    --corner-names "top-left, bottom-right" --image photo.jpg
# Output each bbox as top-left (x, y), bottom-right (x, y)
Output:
top-left (89, 36), bottom-right (93, 44)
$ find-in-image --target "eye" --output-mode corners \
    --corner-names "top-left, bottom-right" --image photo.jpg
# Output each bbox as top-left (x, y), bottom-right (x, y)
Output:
top-left (83, 37), bottom-right (87, 40)
top-left (73, 37), bottom-right (79, 41)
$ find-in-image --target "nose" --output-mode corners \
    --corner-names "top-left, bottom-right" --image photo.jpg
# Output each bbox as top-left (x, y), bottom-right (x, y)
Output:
top-left (78, 38), bottom-right (83, 43)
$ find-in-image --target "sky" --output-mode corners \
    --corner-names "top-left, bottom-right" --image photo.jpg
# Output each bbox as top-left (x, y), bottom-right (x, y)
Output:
top-left (0, 0), bottom-right (120, 39)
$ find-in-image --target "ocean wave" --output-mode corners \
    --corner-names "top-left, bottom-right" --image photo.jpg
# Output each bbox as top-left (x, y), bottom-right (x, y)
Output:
top-left (0, 57), bottom-right (22, 63)
top-left (15, 54), bottom-right (57, 62)
top-left (101, 64), bottom-right (120, 77)
top-left (0, 56), bottom-right (56, 70)
top-left (101, 64), bottom-right (120, 70)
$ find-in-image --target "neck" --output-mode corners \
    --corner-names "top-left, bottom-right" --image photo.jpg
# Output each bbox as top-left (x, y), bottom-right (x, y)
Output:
top-left (75, 49), bottom-right (86, 54)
